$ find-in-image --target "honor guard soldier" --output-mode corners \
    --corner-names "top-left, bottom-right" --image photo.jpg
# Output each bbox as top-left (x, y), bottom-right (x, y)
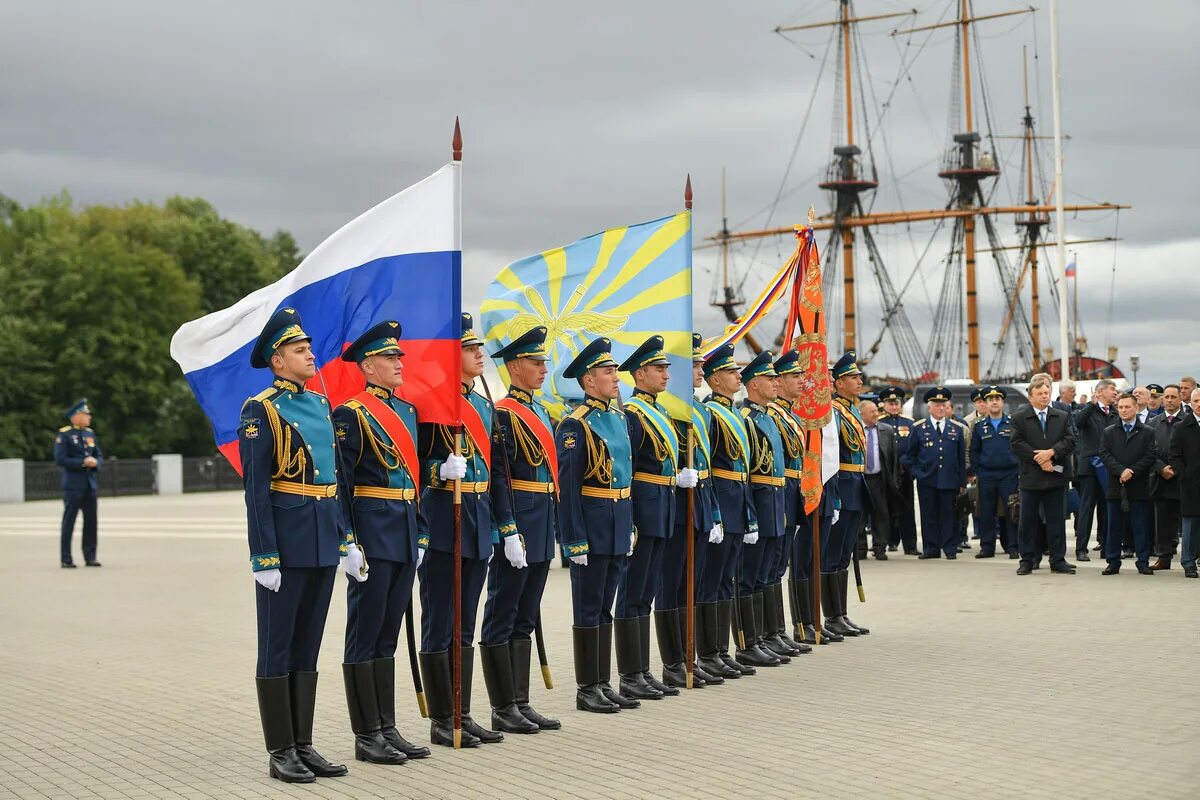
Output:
top-left (767, 351), bottom-right (812, 656)
top-left (878, 387), bottom-right (918, 555)
top-left (657, 334), bottom-right (726, 688)
top-left (55, 399), bottom-right (103, 568)
top-left (697, 344), bottom-right (760, 679)
top-left (479, 326), bottom-right (560, 734)
top-left (736, 352), bottom-right (792, 666)
top-left (615, 335), bottom-right (700, 702)
top-left (417, 312), bottom-right (515, 748)
top-left (824, 351), bottom-right (870, 638)
top-left (240, 308), bottom-right (353, 783)
top-left (332, 321), bottom-right (430, 765)
top-left (556, 337), bottom-right (636, 714)
top-left (968, 386), bottom-right (1019, 558)
top-left (904, 386), bottom-right (968, 560)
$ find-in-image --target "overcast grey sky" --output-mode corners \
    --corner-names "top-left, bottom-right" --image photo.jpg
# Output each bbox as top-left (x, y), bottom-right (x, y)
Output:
top-left (2, 0), bottom-right (1196, 382)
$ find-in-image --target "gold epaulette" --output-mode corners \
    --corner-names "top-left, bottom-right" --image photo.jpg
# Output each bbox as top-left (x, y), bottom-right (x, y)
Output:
top-left (570, 405), bottom-right (589, 421)
top-left (241, 387), bottom-right (277, 413)
top-left (950, 419), bottom-right (969, 431)
top-left (58, 425), bottom-right (70, 432)
top-left (741, 407), bottom-right (752, 418)
top-left (913, 418), bottom-right (927, 427)
top-left (344, 399), bottom-right (363, 410)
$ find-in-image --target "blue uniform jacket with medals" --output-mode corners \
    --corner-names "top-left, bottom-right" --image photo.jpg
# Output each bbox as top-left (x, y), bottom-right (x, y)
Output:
top-left (239, 377), bottom-right (346, 572)
top-left (55, 425), bottom-right (103, 492)
top-left (743, 400), bottom-right (787, 537)
top-left (832, 396), bottom-right (867, 512)
top-left (625, 389), bottom-right (678, 540)
top-left (555, 396), bottom-right (634, 558)
top-left (333, 384), bottom-right (423, 564)
top-left (418, 383), bottom-right (516, 561)
top-left (969, 415), bottom-right (1018, 480)
top-left (705, 394), bottom-right (758, 535)
top-left (903, 417), bottom-right (968, 490)
top-left (768, 400), bottom-right (806, 528)
top-left (673, 398), bottom-right (721, 533)
top-left (495, 387), bottom-right (558, 564)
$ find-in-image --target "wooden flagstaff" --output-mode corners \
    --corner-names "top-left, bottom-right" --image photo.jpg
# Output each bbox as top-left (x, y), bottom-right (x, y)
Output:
top-left (684, 175), bottom-right (696, 690)
top-left (451, 117), bottom-right (464, 750)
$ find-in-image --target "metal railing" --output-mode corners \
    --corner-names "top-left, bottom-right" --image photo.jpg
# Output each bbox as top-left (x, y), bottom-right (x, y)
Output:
top-left (24, 458), bottom-right (157, 500)
top-left (182, 455), bottom-right (242, 492)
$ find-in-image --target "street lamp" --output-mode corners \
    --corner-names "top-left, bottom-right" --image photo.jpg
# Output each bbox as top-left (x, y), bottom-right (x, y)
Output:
top-left (1130, 354), bottom-right (1140, 386)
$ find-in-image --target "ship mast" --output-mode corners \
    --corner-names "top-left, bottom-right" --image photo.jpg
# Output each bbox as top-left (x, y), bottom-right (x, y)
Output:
top-left (711, 168), bottom-right (764, 355)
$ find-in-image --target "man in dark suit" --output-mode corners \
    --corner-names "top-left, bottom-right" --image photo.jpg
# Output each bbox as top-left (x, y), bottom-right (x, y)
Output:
top-left (1098, 394), bottom-right (1158, 575)
top-left (1147, 385), bottom-right (1185, 570)
top-left (1010, 373), bottom-right (1078, 575)
top-left (1072, 379), bottom-right (1118, 561)
top-left (1168, 388), bottom-right (1200, 578)
top-left (859, 400), bottom-right (900, 560)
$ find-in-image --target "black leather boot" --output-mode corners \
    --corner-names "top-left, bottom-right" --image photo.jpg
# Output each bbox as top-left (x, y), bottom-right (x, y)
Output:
top-left (288, 672), bottom-right (348, 777)
top-left (643, 613), bottom-right (679, 695)
top-left (735, 594), bottom-right (780, 667)
top-left (760, 586), bottom-right (801, 657)
top-left (616, 617), bottom-right (661, 700)
top-left (573, 626), bottom-right (618, 713)
top-left (599, 623), bottom-right (640, 708)
top-left (460, 646), bottom-right (504, 743)
top-left (753, 591), bottom-right (791, 662)
top-left (773, 583), bottom-right (811, 653)
top-left (717, 599), bottom-right (756, 675)
top-left (792, 579), bottom-right (819, 645)
top-left (480, 642), bottom-right (539, 734)
top-left (372, 657), bottom-right (430, 759)
top-left (697, 602), bottom-right (739, 679)
top-left (343, 662), bottom-right (406, 764)
top-left (838, 571), bottom-right (870, 634)
top-left (419, 650), bottom-right (481, 748)
top-left (822, 573), bottom-right (856, 638)
top-left (656, 608), bottom-right (689, 688)
top-left (677, 607), bottom-right (718, 685)
top-left (511, 637), bottom-right (560, 730)
top-left (256, 676), bottom-right (315, 783)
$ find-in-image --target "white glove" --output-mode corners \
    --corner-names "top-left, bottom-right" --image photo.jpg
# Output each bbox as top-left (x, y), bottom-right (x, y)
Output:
top-left (569, 554), bottom-right (588, 566)
top-left (416, 548), bottom-right (425, 568)
top-left (439, 454), bottom-right (468, 481)
top-left (744, 530), bottom-right (760, 545)
top-left (676, 468), bottom-right (699, 489)
top-left (504, 536), bottom-right (527, 568)
top-left (832, 509), bottom-right (841, 526)
top-left (708, 523), bottom-right (724, 544)
top-left (254, 568), bottom-right (282, 592)
top-left (340, 543), bottom-right (368, 582)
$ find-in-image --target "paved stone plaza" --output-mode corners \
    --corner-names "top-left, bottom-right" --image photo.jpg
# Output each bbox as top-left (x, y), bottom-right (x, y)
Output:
top-left (1, 492), bottom-right (1196, 799)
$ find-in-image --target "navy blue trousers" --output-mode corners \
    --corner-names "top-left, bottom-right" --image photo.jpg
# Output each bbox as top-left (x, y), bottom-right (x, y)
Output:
top-left (60, 489), bottom-right (98, 564)
top-left (824, 509), bottom-right (862, 572)
top-left (698, 531), bottom-right (735, 603)
top-left (1074, 474), bottom-right (1108, 555)
top-left (571, 554), bottom-right (625, 627)
top-left (889, 477), bottom-right (917, 551)
top-left (718, 533), bottom-right (744, 601)
top-left (481, 550), bottom-right (551, 645)
top-left (738, 537), bottom-right (772, 594)
top-left (917, 485), bottom-right (958, 557)
top-left (256, 566), bottom-right (336, 678)
top-left (616, 535), bottom-right (666, 618)
top-left (975, 475), bottom-right (1017, 554)
top-left (1106, 499), bottom-right (1152, 569)
top-left (790, 512), bottom-right (828, 580)
top-left (657, 524), bottom-right (708, 610)
top-left (344, 557), bottom-right (417, 663)
top-left (419, 550), bottom-right (489, 652)
top-left (770, 528), bottom-right (794, 582)
top-left (1018, 487), bottom-right (1067, 567)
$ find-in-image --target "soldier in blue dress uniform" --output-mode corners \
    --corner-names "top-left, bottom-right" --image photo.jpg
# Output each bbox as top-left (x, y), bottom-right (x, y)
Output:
top-left (555, 337), bottom-right (636, 714)
top-left (416, 312), bottom-right (515, 748)
top-left (904, 386), bottom-right (968, 560)
top-left (332, 320), bottom-right (430, 765)
top-left (824, 351), bottom-right (871, 638)
top-left (656, 334), bottom-right (726, 688)
top-left (479, 326), bottom-right (560, 734)
top-left (878, 386), bottom-right (918, 555)
top-left (614, 335), bottom-right (699, 702)
top-left (968, 385), bottom-right (1019, 558)
top-left (55, 399), bottom-right (103, 568)
top-left (239, 307), bottom-right (354, 783)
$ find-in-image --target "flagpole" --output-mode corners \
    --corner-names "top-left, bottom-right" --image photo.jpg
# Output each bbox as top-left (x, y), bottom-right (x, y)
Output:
top-left (451, 117), bottom-right (464, 750)
top-left (1050, 0), bottom-right (1070, 380)
top-left (683, 175), bottom-right (696, 691)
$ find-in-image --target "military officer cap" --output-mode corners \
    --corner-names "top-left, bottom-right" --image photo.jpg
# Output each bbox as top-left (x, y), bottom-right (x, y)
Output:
top-left (692, 333), bottom-right (706, 364)
top-left (461, 312), bottom-right (484, 348)
top-left (251, 307), bottom-right (311, 369)
top-left (563, 337), bottom-right (618, 379)
top-left (65, 398), bottom-right (91, 419)
top-left (618, 335), bottom-right (669, 372)
top-left (878, 386), bottom-right (906, 403)
top-left (923, 386), bottom-right (952, 403)
top-left (491, 326), bottom-right (551, 362)
top-left (703, 343), bottom-right (737, 377)
top-left (860, 391), bottom-right (880, 403)
top-left (1147, 383), bottom-right (1164, 397)
top-left (982, 385), bottom-right (1006, 400)
top-left (773, 350), bottom-right (802, 375)
top-left (341, 319), bottom-right (405, 362)
top-left (831, 350), bottom-right (863, 379)
top-left (741, 351), bottom-right (777, 383)
top-left (969, 387), bottom-right (984, 402)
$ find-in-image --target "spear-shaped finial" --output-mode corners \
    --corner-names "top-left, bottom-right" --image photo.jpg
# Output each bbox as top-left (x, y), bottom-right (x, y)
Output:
top-left (684, 174), bottom-right (693, 210)
top-left (452, 117), bottom-right (463, 162)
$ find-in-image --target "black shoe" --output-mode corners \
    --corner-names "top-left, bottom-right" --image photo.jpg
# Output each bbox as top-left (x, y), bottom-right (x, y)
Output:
top-left (1008, 551), bottom-right (1019, 559)
top-left (646, 613), bottom-right (679, 695)
top-left (479, 642), bottom-right (539, 733)
top-left (85, 561), bottom-right (102, 567)
top-left (1150, 558), bottom-right (1172, 571)
top-left (961, 542), bottom-right (972, 550)
top-left (904, 549), bottom-right (921, 556)
top-left (1050, 563), bottom-right (1077, 574)
top-left (509, 638), bottom-right (559, 731)
top-left (1091, 544), bottom-right (1102, 551)
top-left (371, 658), bottom-right (430, 758)
top-left (289, 672), bottom-right (348, 777)
top-left (61, 562), bottom-right (77, 568)
top-left (614, 618), bottom-right (661, 700)
top-left (918, 553), bottom-right (939, 560)
top-left (458, 647), bottom-right (503, 742)
top-left (1137, 565), bottom-right (1155, 576)
top-left (601, 683), bottom-right (640, 709)
top-left (975, 551), bottom-right (995, 559)
top-left (691, 662), bottom-right (720, 686)
top-left (1016, 563), bottom-right (1033, 575)
top-left (946, 553), bottom-right (958, 560)
top-left (619, 674), bottom-right (663, 700)
top-left (1102, 565), bottom-right (1119, 575)
top-left (1122, 550), bottom-right (1135, 560)
top-left (342, 662), bottom-right (406, 765)
top-left (1184, 566), bottom-right (1198, 578)
top-left (721, 651), bottom-right (756, 675)
top-left (887, 544), bottom-right (898, 552)
top-left (419, 650), bottom-right (480, 748)
top-left (256, 676), bottom-right (316, 783)
top-left (1076, 551), bottom-right (1091, 562)
top-left (462, 714), bottom-right (504, 743)
top-left (873, 551), bottom-right (889, 561)
top-left (576, 684), bottom-right (617, 713)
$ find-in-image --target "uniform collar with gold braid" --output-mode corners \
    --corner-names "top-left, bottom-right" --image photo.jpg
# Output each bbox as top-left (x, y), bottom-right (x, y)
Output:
top-left (711, 393), bottom-right (734, 408)
top-left (508, 387), bottom-right (533, 404)
top-left (833, 394), bottom-right (866, 446)
top-left (365, 383), bottom-right (391, 400)
top-left (584, 395), bottom-right (610, 412)
top-left (632, 388), bottom-right (658, 403)
top-left (273, 376), bottom-right (303, 394)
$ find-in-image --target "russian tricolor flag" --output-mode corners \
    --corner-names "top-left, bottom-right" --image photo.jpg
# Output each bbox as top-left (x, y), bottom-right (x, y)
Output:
top-left (170, 162), bottom-right (462, 469)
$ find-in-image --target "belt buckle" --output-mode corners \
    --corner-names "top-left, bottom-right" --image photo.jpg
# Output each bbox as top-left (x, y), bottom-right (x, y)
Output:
top-left (324, 485), bottom-right (336, 498)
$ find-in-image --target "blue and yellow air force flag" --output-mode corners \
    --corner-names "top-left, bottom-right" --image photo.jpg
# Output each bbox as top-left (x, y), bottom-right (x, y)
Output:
top-left (481, 211), bottom-right (693, 421)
